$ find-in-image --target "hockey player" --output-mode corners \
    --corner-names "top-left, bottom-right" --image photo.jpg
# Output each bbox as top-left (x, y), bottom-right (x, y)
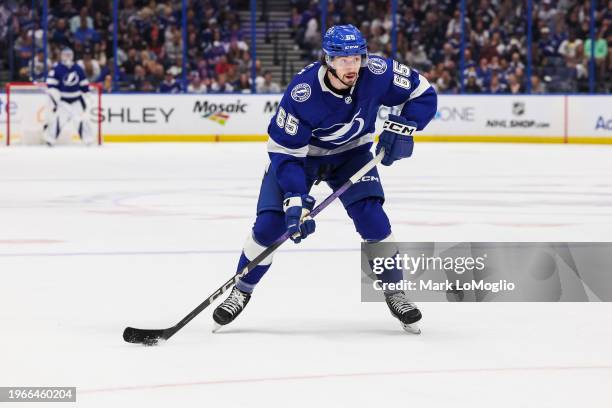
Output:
top-left (213, 25), bottom-right (437, 333)
top-left (44, 48), bottom-right (95, 146)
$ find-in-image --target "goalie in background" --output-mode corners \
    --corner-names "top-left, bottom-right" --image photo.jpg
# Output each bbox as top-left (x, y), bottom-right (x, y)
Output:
top-left (44, 48), bottom-right (95, 146)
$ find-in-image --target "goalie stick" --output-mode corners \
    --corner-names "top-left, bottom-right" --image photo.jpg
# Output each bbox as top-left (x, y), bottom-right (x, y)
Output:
top-left (123, 148), bottom-right (386, 345)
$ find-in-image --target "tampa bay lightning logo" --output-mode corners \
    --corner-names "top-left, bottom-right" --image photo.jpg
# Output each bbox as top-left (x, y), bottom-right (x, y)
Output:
top-left (63, 72), bottom-right (79, 87)
top-left (291, 83), bottom-right (311, 102)
top-left (313, 109), bottom-right (365, 145)
top-left (367, 57), bottom-right (387, 75)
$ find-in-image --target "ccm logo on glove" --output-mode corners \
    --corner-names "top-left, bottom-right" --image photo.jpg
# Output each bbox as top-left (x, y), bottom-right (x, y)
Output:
top-left (376, 114), bottom-right (417, 166)
top-left (383, 120), bottom-right (416, 136)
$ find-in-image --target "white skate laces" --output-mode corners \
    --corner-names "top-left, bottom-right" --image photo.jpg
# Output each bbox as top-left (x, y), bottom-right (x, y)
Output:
top-left (386, 292), bottom-right (417, 314)
top-left (220, 288), bottom-right (248, 315)
top-left (385, 291), bottom-right (422, 334)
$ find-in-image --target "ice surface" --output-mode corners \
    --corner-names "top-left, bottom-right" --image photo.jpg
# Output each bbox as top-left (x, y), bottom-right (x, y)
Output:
top-left (1, 143), bottom-right (611, 407)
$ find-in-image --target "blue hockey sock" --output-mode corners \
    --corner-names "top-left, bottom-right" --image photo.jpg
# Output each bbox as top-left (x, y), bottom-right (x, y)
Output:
top-left (235, 252), bottom-right (271, 293)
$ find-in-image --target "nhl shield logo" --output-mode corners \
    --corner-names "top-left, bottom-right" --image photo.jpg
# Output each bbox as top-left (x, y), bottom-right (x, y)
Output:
top-left (512, 101), bottom-right (525, 116)
top-left (367, 57), bottom-right (388, 75)
top-left (291, 83), bottom-right (312, 102)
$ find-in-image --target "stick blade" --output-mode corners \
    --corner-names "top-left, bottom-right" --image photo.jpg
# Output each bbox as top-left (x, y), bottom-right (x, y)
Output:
top-left (123, 327), bottom-right (169, 346)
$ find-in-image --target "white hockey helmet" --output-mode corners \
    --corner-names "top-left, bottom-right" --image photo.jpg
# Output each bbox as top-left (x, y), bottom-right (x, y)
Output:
top-left (60, 48), bottom-right (74, 67)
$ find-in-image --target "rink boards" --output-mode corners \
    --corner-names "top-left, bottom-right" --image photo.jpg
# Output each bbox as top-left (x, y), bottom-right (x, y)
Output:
top-left (0, 93), bottom-right (610, 144)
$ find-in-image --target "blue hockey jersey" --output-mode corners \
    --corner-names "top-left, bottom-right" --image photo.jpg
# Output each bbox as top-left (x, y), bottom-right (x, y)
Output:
top-left (46, 63), bottom-right (90, 103)
top-left (267, 56), bottom-right (437, 195)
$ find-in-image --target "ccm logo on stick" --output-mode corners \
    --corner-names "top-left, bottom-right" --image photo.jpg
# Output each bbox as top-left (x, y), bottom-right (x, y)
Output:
top-left (383, 120), bottom-right (416, 136)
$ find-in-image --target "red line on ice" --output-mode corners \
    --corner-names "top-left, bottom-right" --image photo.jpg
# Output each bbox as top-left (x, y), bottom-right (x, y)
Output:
top-left (80, 365), bottom-right (612, 395)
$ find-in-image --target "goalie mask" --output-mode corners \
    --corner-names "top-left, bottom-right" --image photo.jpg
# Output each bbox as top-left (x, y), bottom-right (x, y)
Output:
top-left (60, 48), bottom-right (74, 67)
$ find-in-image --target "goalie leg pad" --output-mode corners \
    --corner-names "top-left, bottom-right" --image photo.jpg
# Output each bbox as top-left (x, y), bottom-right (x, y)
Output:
top-left (43, 116), bottom-right (60, 145)
top-left (79, 117), bottom-right (95, 145)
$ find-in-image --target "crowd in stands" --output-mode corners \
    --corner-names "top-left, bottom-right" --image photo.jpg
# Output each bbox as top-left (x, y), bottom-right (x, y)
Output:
top-left (1, 0), bottom-right (610, 93)
top-left (290, 0), bottom-right (611, 93)
top-left (0, 0), bottom-right (281, 93)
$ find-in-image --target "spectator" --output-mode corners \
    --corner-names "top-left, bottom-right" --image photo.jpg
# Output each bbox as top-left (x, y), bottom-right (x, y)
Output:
top-left (435, 69), bottom-right (458, 93)
top-left (234, 72), bottom-right (252, 93)
top-left (51, 18), bottom-right (72, 49)
top-left (13, 30), bottom-right (34, 69)
top-left (70, 7), bottom-right (94, 34)
top-left (530, 75), bottom-right (547, 93)
top-left (131, 65), bottom-right (147, 91)
top-left (0, 4), bottom-right (12, 43)
top-left (303, 16), bottom-right (319, 50)
top-left (29, 51), bottom-right (51, 81)
top-left (476, 57), bottom-right (492, 87)
top-left (102, 74), bottom-right (113, 93)
top-left (210, 73), bottom-right (234, 93)
top-left (404, 42), bottom-right (431, 71)
top-left (188, 72), bottom-right (207, 93)
top-left (93, 41), bottom-right (107, 68)
top-left (464, 74), bottom-right (483, 93)
top-left (159, 71), bottom-right (181, 93)
top-left (508, 51), bottom-right (525, 73)
top-left (215, 55), bottom-right (232, 76)
top-left (538, 27), bottom-right (560, 59)
top-left (74, 15), bottom-right (99, 47)
top-left (163, 32), bottom-right (182, 63)
top-left (257, 70), bottom-right (281, 93)
top-left (558, 30), bottom-right (583, 62)
top-left (77, 49), bottom-right (101, 82)
top-left (488, 72), bottom-right (507, 93)
top-left (506, 73), bottom-right (524, 94)
top-left (584, 28), bottom-right (609, 65)
top-left (122, 48), bottom-right (139, 77)
top-left (537, 0), bottom-right (558, 27)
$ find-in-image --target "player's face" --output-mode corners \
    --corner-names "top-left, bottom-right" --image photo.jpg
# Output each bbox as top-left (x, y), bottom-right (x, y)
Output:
top-left (332, 55), bottom-right (361, 85)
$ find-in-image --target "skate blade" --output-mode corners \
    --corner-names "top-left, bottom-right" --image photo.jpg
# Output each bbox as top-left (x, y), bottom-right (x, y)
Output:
top-left (212, 322), bottom-right (224, 333)
top-left (401, 322), bottom-right (421, 335)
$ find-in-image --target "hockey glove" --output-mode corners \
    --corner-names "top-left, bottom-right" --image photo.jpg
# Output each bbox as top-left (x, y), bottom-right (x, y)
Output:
top-left (283, 193), bottom-right (316, 244)
top-left (375, 114), bottom-right (417, 166)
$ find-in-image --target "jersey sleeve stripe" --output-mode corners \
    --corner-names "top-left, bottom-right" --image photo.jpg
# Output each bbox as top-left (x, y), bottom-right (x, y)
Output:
top-left (409, 74), bottom-right (432, 101)
top-left (79, 79), bottom-right (89, 86)
top-left (307, 133), bottom-right (374, 156)
top-left (46, 78), bottom-right (59, 85)
top-left (267, 137), bottom-right (309, 158)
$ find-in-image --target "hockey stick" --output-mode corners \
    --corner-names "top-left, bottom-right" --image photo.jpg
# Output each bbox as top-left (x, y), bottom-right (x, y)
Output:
top-left (123, 148), bottom-right (386, 345)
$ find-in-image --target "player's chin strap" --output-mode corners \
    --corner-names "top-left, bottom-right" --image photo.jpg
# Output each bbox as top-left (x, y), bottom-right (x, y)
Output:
top-left (327, 65), bottom-right (354, 89)
top-left (325, 66), bottom-right (357, 102)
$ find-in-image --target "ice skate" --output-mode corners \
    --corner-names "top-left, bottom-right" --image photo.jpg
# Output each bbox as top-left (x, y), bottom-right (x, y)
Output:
top-left (212, 286), bottom-right (251, 332)
top-left (385, 291), bottom-right (422, 334)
